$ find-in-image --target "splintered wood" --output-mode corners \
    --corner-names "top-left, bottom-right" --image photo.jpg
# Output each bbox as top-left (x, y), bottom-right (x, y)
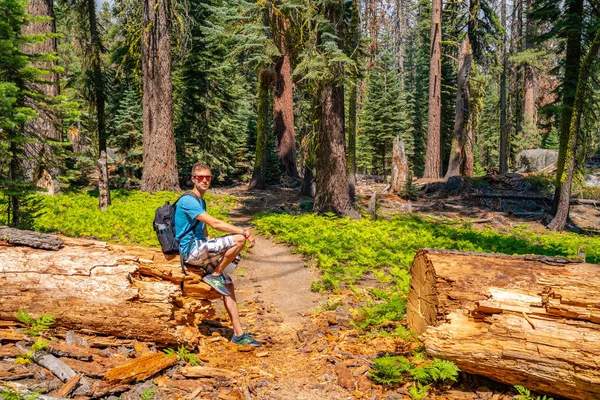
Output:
top-left (0, 236), bottom-right (219, 346)
top-left (407, 248), bottom-right (600, 400)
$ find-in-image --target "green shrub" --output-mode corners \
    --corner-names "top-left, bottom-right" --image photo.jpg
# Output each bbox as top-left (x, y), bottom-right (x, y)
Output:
top-left (18, 190), bottom-right (235, 246)
top-left (15, 309), bottom-right (54, 336)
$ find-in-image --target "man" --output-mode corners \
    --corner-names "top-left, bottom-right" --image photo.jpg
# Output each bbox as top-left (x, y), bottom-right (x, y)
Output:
top-left (174, 162), bottom-right (261, 347)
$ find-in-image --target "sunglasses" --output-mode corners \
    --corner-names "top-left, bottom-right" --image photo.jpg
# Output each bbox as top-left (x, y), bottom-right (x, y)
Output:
top-left (192, 175), bottom-right (212, 182)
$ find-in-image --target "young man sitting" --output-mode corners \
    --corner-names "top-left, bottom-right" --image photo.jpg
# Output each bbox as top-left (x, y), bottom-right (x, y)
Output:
top-left (174, 162), bottom-right (261, 347)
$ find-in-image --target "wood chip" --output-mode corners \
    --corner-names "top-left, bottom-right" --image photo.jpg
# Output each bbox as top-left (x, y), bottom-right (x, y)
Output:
top-left (256, 352), bottom-right (269, 358)
top-left (55, 373), bottom-right (82, 397)
top-left (0, 330), bottom-right (25, 342)
top-left (59, 357), bottom-right (108, 378)
top-left (133, 341), bottom-right (152, 356)
top-left (0, 344), bottom-right (21, 358)
top-left (522, 311), bottom-right (536, 329)
top-left (47, 341), bottom-right (106, 361)
top-left (179, 366), bottom-right (236, 380)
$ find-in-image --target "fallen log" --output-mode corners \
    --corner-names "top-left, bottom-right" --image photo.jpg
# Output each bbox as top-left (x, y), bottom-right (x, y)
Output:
top-left (407, 249), bottom-right (600, 400)
top-left (0, 235), bottom-right (220, 346)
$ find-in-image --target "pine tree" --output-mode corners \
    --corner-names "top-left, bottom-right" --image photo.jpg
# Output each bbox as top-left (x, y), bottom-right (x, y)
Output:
top-left (0, 0), bottom-right (56, 227)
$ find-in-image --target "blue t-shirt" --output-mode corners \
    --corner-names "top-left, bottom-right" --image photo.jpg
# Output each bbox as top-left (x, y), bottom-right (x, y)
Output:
top-left (174, 194), bottom-right (207, 255)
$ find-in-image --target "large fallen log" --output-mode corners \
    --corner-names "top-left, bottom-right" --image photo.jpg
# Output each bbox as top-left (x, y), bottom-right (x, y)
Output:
top-left (407, 249), bottom-right (600, 400)
top-left (0, 235), bottom-right (221, 346)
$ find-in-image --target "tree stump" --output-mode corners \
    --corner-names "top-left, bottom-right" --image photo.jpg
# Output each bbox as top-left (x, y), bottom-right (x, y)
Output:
top-left (0, 235), bottom-right (220, 346)
top-left (407, 249), bottom-right (600, 400)
top-left (390, 135), bottom-right (409, 193)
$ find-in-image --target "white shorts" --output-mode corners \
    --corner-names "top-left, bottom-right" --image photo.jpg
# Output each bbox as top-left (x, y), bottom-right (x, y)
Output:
top-left (184, 235), bottom-right (240, 284)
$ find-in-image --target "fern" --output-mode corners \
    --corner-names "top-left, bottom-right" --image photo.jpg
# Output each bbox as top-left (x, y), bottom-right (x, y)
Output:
top-left (15, 338), bottom-right (49, 365)
top-left (370, 355), bottom-right (412, 384)
top-left (408, 383), bottom-right (430, 400)
top-left (140, 387), bottom-right (156, 400)
top-left (163, 346), bottom-right (201, 366)
top-left (15, 309), bottom-right (54, 336)
top-left (514, 385), bottom-right (554, 400)
top-left (0, 389), bottom-right (41, 400)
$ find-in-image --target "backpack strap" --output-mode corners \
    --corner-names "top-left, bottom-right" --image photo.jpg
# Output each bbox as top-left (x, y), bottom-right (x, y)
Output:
top-left (177, 191), bottom-right (202, 275)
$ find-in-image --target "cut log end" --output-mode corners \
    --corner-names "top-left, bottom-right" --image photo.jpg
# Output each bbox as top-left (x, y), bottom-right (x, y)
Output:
top-left (407, 249), bottom-right (438, 335)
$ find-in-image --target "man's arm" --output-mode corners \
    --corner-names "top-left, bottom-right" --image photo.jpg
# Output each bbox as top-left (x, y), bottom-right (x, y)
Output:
top-left (196, 212), bottom-right (255, 247)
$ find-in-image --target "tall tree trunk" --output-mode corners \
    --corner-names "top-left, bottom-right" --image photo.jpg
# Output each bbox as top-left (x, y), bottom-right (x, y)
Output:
top-left (21, 0), bottom-right (61, 185)
top-left (273, 14), bottom-right (298, 180)
top-left (424, 0), bottom-right (442, 178)
top-left (249, 70), bottom-right (272, 190)
top-left (348, 81), bottom-right (358, 199)
top-left (499, 0), bottom-right (508, 174)
top-left (552, 0), bottom-right (583, 214)
top-left (522, 0), bottom-right (537, 144)
top-left (141, 0), bottom-right (180, 193)
top-left (314, 4), bottom-right (358, 218)
top-left (445, 37), bottom-right (472, 178)
top-left (548, 29), bottom-right (600, 231)
top-left (316, 80), bottom-right (357, 218)
top-left (87, 0), bottom-right (110, 210)
top-left (9, 139), bottom-right (20, 228)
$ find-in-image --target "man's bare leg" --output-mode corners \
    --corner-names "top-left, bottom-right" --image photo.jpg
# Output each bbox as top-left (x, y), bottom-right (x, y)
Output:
top-left (211, 235), bottom-right (245, 276)
top-left (223, 283), bottom-right (243, 337)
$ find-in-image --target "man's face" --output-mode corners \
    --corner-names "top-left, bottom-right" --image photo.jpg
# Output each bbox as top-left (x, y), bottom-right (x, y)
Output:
top-left (192, 168), bottom-right (212, 190)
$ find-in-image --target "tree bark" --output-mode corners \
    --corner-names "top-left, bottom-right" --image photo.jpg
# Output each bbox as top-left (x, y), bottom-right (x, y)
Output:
top-left (314, 4), bottom-right (358, 218)
top-left (22, 0), bottom-right (62, 185)
top-left (552, 0), bottom-right (583, 215)
top-left (87, 0), bottom-right (110, 210)
top-left (0, 236), bottom-right (220, 346)
top-left (98, 151), bottom-right (110, 211)
top-left (548, 29), bottom-right (600, 231)
top-left (424, 0), bottom-right (442, 178)
top-left (272, 16), bottom-right (298, 179)
top-left (407, 249), bottom-right (600, 400)
top-left (249, 69), bottom-right (273, 190)
top-left (315, 80), bottom-right (357, 218)
top-left (445, 37), bottom-right (472, 178)
top-left (499, 0), bottom-right (508, 174)
top-left (522, 0), bottom-right (537, 144)
top-left (141, 0), bottom-right (180, 193)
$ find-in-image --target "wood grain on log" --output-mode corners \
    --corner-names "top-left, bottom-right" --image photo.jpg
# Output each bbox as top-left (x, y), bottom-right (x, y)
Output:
top-left (0, 236), bottom-right (218, 346)
top-left (407, 248), bottom-right (600, 400)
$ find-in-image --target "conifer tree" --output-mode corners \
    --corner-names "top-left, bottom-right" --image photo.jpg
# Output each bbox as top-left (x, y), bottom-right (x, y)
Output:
top-left (0, 0), bottom-right (56, 227)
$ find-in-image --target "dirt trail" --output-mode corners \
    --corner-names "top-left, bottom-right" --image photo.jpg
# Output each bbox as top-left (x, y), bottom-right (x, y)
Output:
top-left (199, 189), bottom-right (355, 399)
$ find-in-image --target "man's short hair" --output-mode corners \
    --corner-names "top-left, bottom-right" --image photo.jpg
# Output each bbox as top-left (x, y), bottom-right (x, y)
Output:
top-left (191, 162), bottom-right (210, 175)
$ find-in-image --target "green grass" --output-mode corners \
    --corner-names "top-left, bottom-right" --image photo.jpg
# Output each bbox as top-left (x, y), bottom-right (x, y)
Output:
top-left (5, 190), bottom-right (236, 246)
top-left (252, 212), bottom-right (599, 329)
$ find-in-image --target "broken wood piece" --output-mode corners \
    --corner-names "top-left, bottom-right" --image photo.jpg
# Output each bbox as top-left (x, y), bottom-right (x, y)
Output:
top-left (133, 341), bottom-right (152, 357)
top-left (0, 226), bottom-right (63, 250)
top-left (55, 373), bottom-right (81, 397)
top-left (407, 248), bottom-right (600, 400)
top-left (179, 365), bottom-right (236, 380)
top-left (104, 353), bottom-right (178, 384)
top-left (33, 353), bottom-right (76, 382)
top-left (46, 342), bottom-right (105, 361)
top-left (0, 362), bottom-right (34, 381)
top-left (0, 331), bottom-right (25, 342)
top-left (59, 357), bottom-right (109, 378)
top-left (0, 344), bottom-right (20, 358)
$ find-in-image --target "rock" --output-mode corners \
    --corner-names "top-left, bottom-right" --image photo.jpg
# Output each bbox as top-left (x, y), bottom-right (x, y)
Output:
top-left (515, 149), bottom-right (558, 172)
top-left (335, 362), bottom-right (355, 390)
top-left (584, 173), bottom-right (600, 187)
top-left (65, 331), bottom-right (90, 348)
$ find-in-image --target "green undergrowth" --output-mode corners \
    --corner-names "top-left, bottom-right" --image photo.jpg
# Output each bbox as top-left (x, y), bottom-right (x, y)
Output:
top-left (2, 190), bottom-right (236, 246)
top-left (370, 354), bottom-right (459, 399)
top-left (252, 212), bottom-right (598, 330)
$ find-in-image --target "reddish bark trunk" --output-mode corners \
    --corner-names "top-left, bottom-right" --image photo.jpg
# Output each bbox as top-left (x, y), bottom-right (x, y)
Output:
top-left (141, 0), bottom-right (180, 193)
top-left (22, 0), bottom-right (61, 183)
top-left (273, 49), bottom-right (298, 179)
top-left (424, 0), bottom-right (442, 178)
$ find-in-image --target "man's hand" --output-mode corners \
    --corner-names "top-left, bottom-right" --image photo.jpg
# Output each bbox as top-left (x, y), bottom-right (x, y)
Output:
top-left (245, 233), bottom-right (256, 248)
